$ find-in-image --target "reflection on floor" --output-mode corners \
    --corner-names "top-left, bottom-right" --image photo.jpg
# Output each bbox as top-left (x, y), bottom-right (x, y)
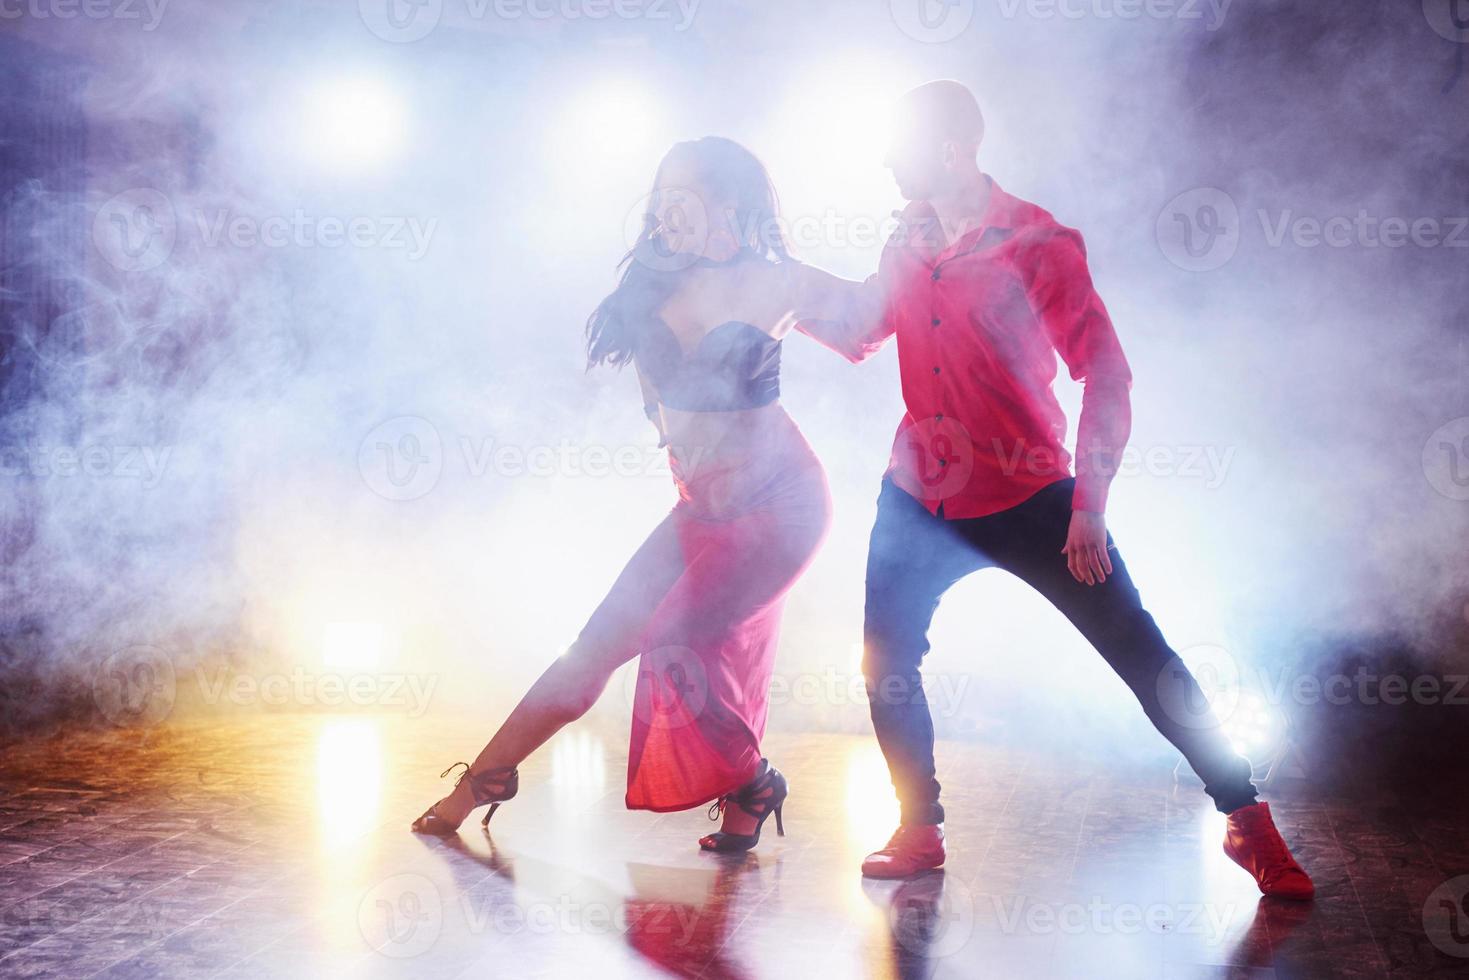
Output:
top-left (0, 712), bottom-right (1466, 978)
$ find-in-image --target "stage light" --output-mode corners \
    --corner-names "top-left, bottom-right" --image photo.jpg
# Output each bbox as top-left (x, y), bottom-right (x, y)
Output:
top-left (322, 621), bottom-right (386, 673)
top-left (549, 729), bottom-right (608, 792)
top-left (1217, 689), bottom-right (1286, 762)
top-left (299, 73), bottom-right (409, 173)
top-left (545, 76), bottom-right (666, 189)
top-left (1169, 675), bottom-right (1286, 787)
top-left (529, 77), bottom-right (668, 257)
top-left (315, 718), bottom-right (382, 842)
top-left (564, 79), bottom-right (662, 160)
top-left (845, 740), bottom-right (900, 844)
top-left (757, 57), bottom-right (917, 264)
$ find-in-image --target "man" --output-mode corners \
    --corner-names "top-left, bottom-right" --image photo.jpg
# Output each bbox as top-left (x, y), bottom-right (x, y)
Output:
top-left (820, 80), bottom-right (1313, 898)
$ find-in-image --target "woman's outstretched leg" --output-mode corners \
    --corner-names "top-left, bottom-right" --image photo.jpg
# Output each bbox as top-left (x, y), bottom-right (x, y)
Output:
top-left (417, 512), bottom-right (688, 830)
top-left (625, 477), bottom-right (831, 841)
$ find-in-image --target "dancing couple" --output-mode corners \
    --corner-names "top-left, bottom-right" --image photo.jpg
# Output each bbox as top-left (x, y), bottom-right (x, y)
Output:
top-left (413, 80), bottom-right (1313, 899)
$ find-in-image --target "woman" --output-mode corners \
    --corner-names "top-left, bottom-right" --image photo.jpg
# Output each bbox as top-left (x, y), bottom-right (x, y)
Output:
top-left (412, 136), bottom-right (886, 851)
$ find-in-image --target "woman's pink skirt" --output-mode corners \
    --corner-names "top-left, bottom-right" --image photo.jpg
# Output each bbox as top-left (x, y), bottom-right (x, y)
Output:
top-left (579, 410), bottom-right (831, 812)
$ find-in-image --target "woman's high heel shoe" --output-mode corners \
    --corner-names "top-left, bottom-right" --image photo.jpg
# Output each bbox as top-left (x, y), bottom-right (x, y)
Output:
top-left (411, 761), bottom-right (519, 837)
top-left (699, 758), bottom-right (787, 853)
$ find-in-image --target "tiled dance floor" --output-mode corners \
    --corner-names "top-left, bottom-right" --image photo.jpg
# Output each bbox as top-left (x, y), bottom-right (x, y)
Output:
top-left (0, 713), bottom-right (1465, 978)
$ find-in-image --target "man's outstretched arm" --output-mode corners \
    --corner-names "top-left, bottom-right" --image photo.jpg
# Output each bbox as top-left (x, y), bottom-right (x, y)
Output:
top-left (783, 261), bottom-right (895, 364)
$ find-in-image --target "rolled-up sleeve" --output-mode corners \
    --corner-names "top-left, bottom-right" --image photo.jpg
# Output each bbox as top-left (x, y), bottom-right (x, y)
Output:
top-left (791, 270), bottom-right (896, 364)
top-left (1024, 228), bottom-right (1133, 513)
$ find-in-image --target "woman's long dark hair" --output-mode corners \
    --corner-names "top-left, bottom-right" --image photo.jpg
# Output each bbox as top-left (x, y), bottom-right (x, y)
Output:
top-left (585, 137), bottom-right (791, 369)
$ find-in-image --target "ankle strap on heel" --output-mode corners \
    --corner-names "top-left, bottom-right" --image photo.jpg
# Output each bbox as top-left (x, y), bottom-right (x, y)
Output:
top-left (707, 759), bottom-right (782, 821)
top-left (440, 761), bottom-right (519, 805)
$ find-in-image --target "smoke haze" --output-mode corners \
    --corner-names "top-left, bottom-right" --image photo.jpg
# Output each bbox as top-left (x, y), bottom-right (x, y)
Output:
top-left (1, 2), bottom-right (1464, 777)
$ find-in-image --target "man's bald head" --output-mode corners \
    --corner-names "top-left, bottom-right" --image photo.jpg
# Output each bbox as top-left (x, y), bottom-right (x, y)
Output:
top-left (885, 80), bottom-right (986, 202)
top-left (896, 79), bottom-right (985, 149)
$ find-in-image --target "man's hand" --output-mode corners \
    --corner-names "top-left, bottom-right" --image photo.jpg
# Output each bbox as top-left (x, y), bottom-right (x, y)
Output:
top-left (1062, 509), bottom-right (1113, 586)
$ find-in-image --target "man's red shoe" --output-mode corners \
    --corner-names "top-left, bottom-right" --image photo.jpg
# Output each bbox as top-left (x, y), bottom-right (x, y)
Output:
top-left (862, 823), bottom-right (945, 879)
top-left (1222, 802), bottom-right (1314, 900)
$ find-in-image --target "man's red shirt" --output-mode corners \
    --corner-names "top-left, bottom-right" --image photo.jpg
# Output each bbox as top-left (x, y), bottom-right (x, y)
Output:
top-left (832, 176), bottom-right (1133, 518)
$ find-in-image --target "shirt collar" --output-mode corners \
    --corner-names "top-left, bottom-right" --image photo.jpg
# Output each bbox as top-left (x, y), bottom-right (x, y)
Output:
top-left (975, 174), bottom-right (1019, 232)
top-left (894, 174), bottom-right (1019, 254)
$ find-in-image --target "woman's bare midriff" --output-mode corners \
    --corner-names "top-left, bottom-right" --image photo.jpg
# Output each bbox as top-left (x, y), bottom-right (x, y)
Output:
top-left (659, 402), bottom-right (824, 519)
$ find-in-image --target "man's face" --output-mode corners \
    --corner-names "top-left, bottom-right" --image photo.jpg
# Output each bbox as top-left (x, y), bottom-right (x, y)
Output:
top-left (883, 115), bottom-right (950, 202)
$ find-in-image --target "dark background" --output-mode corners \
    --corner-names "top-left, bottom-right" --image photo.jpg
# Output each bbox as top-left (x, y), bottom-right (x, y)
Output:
top-left (1, 1), bottom-right (1466, 802)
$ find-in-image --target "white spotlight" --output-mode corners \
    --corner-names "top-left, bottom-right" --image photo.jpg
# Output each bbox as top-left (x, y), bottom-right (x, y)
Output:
top-left (536, 78), bottom-right (667, 251)
top-left (1217, 689), bottom-right (1285, 762)
top-left (322, 621), bottom-right (386, 673)
top-left (299, 73), bottom-right (409, 174)
top-left (757, 57), bottom-right (915, 263)
top-left (559, 79), bottom-right (663, 164)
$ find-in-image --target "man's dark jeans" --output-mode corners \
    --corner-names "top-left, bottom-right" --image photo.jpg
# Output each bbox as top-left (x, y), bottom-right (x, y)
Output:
top-left (862, 475), bottom-right (1258, 825)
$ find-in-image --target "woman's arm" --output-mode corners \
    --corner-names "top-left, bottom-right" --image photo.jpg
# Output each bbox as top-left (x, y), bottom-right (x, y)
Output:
top-left (781, 260), bottom-right (895, 364)
top-left (635, 360), bottom-right (668, 448)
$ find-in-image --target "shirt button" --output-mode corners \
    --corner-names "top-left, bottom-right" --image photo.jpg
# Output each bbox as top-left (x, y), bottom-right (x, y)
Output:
top-left (935, 414), bottom-right (943, 421)
top-left (931, 317), bottom-right (940, 327)
top-left (931, 269), bottom-right (941, 282)
top-left (932, 366), bottom-right (940, 375)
